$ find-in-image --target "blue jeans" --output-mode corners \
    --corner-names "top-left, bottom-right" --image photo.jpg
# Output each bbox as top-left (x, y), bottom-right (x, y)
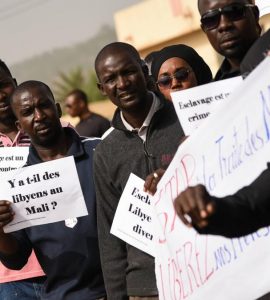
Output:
top-left (0, 278), bottom-right (44, 300)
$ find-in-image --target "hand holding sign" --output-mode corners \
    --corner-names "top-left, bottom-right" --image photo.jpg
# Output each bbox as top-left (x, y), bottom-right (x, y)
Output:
top-left (0, 201), bottom-right (14, 230)
top-left (174, 184), bottom-right (216, 228)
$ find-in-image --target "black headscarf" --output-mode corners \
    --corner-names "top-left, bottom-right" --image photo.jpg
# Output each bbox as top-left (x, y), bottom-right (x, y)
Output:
top-left (151, 44), bottom-right (212, 85)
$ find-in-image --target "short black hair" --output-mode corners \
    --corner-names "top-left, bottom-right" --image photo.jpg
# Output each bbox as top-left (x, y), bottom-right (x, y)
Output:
top-left (11, 80), bottom-right (55, 106)
top-left (66, 89), bottom-right (88, 104)
top-left (94, 42), bottom-right (141, 80)
top-left (0, 59), bottom-right (12, 77)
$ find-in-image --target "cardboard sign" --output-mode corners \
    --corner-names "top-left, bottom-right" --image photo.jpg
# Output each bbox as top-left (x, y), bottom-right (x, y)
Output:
top-left (153, 57), bottom-right (270, 300)
top-left (171, 76), bottom-right (242, 135)
top-left (111, 173), bottom-right (155, 257)
top-left (1, 156), bottom-right (88, 233)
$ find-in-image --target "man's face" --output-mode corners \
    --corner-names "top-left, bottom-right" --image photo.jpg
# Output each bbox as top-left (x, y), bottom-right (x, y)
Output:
top-left (96, 48), bottom-right (148, 113)
top-left (0, 69), bottom-right (17, 121)
top-left (65, 95), bottom-right (83, 118)
top-left (199, 0), bottom-right (260, 61)
top-left (12, 85), bottom-right (62, 146)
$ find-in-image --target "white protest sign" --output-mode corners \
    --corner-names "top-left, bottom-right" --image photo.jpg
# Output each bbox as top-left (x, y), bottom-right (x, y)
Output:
top-left (1, 156), bottom-right (88, 233)
top-left (256, 0), bottom-right (270, 17)
top-left (0, 147), bottom-right (29, 175)
top-left (153, 57), bottom-right (270, 300)
top-left (171, 76), bottom-right (242, 135)
top-left (111, 173), bottom-right (155, 257)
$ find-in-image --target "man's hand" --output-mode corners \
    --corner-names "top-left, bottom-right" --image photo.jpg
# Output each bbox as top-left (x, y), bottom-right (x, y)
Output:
top-left (144, 168), bottom-right (165, 196)
top-left (174, 185), bottom-right (215, 228)
top-left (0, 201), bottom-right (14, 232)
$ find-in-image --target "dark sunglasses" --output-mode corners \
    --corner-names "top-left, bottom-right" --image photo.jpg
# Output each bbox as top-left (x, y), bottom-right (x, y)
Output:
top-left (157, 68), bottom-right (192, 89)
top-left (201, 3), bottom-right (255, 31)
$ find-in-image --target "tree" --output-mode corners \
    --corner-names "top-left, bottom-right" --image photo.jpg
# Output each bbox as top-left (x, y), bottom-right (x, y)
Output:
top-left (53, 66), bottom-right (106, 104)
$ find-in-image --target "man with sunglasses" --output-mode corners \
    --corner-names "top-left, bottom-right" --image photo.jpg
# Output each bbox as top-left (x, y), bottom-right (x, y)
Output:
top-left (198, 0), bottom-right (261, 80)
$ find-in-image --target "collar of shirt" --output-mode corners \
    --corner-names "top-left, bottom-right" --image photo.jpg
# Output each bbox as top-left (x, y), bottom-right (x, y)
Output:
top-left (214, 59), bottom-right (241, 81)
top-left (0, 131), bottom-right (30, 147)
top-left (120, 92), bottom-right (160, 142)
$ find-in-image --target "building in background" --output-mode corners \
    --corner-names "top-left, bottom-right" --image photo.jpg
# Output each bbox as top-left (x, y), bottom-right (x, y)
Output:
top-left (114, 0), bottom-right (270, 75)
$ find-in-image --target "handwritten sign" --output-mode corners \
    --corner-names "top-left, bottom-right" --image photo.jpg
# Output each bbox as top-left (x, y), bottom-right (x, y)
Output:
top-left (1, 156), bottom-right (88, 233)
top-left (153, 57), bottom-right (270, 299)
top-left (0, 147), bottom-right (29, 175)
top-left (256, 0), bottom-right (270, 17)
top-left (111, 173), bottom-right (155, 257)
top-left (171, 76), bottom-right (242, 135)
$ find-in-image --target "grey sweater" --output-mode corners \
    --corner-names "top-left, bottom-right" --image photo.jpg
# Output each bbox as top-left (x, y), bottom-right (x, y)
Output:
top-left (93, 95), bottom-right (184, 299)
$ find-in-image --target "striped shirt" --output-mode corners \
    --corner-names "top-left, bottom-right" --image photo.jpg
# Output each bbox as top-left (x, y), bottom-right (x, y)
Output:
top-left (0, 131), bottom-right (30, 147)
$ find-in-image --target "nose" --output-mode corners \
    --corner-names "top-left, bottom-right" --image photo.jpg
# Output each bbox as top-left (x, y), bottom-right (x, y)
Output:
top-left (218, 13), bottom-right (234, 32)
top-left (171, 77), bottom-right (183, 89)
top-left (34, 108), bottom-right (46, 121)
top-left (116, 76), bottom-right (130, 89)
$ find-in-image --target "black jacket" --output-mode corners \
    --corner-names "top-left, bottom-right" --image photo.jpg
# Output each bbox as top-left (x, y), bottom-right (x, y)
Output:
top-left (93, 95), bottom-right (184, 299)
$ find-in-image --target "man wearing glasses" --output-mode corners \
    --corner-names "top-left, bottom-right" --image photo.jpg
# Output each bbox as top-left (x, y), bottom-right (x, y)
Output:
top-left (198, 0), bottom-right (261, 80)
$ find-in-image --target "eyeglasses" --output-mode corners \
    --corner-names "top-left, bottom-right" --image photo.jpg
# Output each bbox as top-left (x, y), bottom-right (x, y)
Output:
top-left (200, 3), bottom-right (255, 31)
top-left (156, 68), bottom-right (192, 89)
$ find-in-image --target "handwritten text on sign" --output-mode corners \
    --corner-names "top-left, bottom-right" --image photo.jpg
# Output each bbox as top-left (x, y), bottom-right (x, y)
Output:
top-left (111, 173), bottom-right (155, 257)
top-left (1, 156), bottom-right (88, 233)
top-left (0, 147), bottom-right (29, 175)
top-left (153, 57), bottom-right (270, 300)
top-left (171, 76), bottom-right (242, 135)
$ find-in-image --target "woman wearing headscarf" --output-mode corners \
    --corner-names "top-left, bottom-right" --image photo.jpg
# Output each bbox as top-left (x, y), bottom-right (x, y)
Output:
top-left (151, 44), bottom-right (212, 101)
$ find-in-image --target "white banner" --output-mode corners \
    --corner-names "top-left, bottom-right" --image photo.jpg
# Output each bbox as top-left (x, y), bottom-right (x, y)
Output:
top-left (256, 0), bottom-right (270, 17)
top-left (154, 57), bottom-right (270, 299)
top-left (1, 156), bottom-right (88, 233)
top-left (111, 173), bottom-right (155, 257)
top-left (171, 76), bottom-right (242, 135)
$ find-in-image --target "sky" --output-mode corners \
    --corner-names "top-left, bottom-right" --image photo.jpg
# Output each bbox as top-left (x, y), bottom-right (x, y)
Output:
top-left (0, 0), bottom-right (141, 65)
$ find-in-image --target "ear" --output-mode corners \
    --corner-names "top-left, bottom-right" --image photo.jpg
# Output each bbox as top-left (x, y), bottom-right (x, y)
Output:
top-left (97, 82), bottom-right (106, 96)
top-left (56, 103), bottom-right (62, 118)
top-left (15, 120), bottom-right (23, 133)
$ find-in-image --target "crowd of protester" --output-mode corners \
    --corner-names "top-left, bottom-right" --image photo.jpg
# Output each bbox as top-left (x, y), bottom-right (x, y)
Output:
top-left (0, 0), bottom-right (269, 299)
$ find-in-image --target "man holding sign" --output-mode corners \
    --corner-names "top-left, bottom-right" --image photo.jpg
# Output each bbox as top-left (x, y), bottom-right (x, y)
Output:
top-left (0, 81), bottom-right (106, 299)
top-left (94, 42), bottom-right (184, 299)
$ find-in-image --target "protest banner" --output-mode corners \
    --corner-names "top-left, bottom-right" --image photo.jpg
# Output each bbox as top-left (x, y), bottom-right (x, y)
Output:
top-left (153, 57), bottom-right (270, 299)
top-left (111, 173), bottom-right (155, 257)
top-left (171, 76), bottom-right (242, 135)
top-left (0, 147), bottom-right (29, 175)
top-left (1, 156), bottom-right (88, 233)
top-left (256, 0), bottom-right (270, 17)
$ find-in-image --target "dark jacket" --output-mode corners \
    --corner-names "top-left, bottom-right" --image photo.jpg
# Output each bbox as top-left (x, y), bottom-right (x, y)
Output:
top-left (0, 128), bottom-right (106, 300)
top-left (93, 94), bottom-right (184, 299)
top-left (214, 59), bottom-right (241, 81)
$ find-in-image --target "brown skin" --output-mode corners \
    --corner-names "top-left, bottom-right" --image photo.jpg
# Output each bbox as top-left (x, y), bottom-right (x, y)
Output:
top-left (65, 94), bottom-right (92, 121)
top-left (96, 46), bottom-right (153, 129)
top-left (174, 184), bottom-right (216, 228)
top-left (198, 0), bottom-right (261, 70)
top-left (157, 57), bottom-right (198, 101)
top-left (143, 168), bottom-right (166, 195)
top-left (0, 69), bottom-right (18, 141)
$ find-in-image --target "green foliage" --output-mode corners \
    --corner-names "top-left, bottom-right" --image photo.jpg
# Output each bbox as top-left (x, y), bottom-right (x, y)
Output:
top-left (53, 66), bottom-right (106, 104)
